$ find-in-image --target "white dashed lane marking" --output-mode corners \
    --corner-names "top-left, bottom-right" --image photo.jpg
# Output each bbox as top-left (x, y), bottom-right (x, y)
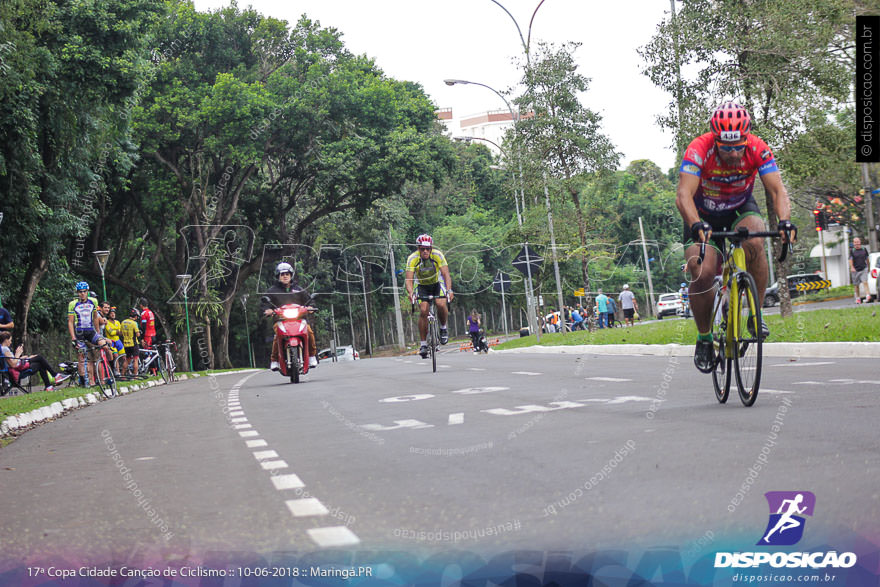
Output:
top-left (587, 377), bottom-right (632, 382)
top-left (307, 527), bottom-right (360, 547)
top-left (448, 413), bottom-right (464, 425)
top-left (253, 450), bottom-right (279, 461)
top-left (286, 498), bottom-right (329, 517)
top-left (272, 474), bottom-right (305, 490)
top-left (770, 361), bottom-right (835, 367)
top-left (512, 371), bottom-right (542, 376)
top-left (228, 372), bottom-right (361, 547)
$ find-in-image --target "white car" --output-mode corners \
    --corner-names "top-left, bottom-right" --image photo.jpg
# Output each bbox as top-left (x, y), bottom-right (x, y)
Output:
top-left (655, 293), bottom-right (682, 319)
top-left (317, 345), bottom-right (360, 362)
top-left (867, 252), bottom-right (880, 299)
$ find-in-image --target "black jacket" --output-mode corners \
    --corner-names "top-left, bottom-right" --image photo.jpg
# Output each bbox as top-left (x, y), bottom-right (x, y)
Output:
top-left (260, 281), bottom-right (312, 313)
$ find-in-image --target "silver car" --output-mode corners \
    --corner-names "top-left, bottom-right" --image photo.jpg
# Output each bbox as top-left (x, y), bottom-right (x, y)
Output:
top-left (317, 345), bottom-right (360, 362)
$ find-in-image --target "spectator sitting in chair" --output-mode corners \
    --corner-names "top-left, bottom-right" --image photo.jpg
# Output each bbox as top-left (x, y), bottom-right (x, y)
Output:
top-left (0, 332), bottom-right (69, 391)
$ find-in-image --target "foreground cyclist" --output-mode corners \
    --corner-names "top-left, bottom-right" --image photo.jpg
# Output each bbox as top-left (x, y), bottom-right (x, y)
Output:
top-left (676, 102), bottom-right (796, 373)
top-left (404, 234), bottom-right (454, 358)
top-left (67, 281), bottom-right (112, 386)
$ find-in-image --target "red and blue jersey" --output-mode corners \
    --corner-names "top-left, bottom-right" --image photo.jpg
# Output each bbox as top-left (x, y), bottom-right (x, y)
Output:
top-left (680, 133), bottom-right (779, 215)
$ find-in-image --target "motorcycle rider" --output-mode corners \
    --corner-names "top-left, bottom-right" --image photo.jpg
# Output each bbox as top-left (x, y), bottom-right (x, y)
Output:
top-left (260, 262), bottom-right (318, 371)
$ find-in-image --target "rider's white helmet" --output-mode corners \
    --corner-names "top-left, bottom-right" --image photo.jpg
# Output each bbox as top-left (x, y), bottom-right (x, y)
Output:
top-left (275, 262), bottom-right (294, 277)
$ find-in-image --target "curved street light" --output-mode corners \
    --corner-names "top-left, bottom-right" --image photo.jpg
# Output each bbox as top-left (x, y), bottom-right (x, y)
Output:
top-left (176, 274), bottom-right (194, 371)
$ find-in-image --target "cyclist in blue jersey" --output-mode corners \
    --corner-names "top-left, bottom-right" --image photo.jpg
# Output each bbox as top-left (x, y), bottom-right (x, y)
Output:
top-left (67, 281), bottom-right (112, 386)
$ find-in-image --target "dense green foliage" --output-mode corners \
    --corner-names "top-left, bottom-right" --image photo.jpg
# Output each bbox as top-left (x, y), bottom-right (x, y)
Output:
top-left (0, 0), bottom-right (874, 367)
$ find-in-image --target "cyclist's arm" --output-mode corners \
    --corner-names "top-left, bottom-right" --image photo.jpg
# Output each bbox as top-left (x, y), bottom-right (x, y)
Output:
top-left (760, 171), bottom-right (791, 223)
top-left (404, 270), bottom-right (415, 299)
top-left (68, 313), bottom-right (76, 342)
top-left (675, 172), bottom-right (703, 230)
top-left (440, 265), bottom-right (453, 301)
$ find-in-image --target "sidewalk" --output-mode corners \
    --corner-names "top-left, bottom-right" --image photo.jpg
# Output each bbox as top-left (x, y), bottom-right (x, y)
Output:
top-left (494, 342), bottom-right (880, 359)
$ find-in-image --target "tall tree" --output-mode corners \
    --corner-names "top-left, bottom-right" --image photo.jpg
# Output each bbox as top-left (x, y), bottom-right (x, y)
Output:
top-left (0, 0), bottom-right (162, 345)
top-left (512, 41), bottom-right (620, 295)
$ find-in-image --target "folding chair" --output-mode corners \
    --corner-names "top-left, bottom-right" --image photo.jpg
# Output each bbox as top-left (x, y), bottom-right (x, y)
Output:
top-left (0, 354), bottom-right (34, 395)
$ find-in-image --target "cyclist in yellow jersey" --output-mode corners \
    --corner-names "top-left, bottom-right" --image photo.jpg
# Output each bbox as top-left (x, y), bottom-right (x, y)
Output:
top-left (120, 309), bottom-right (141, 375)
top-left (404, 234), bottom-right (454, 358)
top-left (104, 307), bottom-right (124, 358)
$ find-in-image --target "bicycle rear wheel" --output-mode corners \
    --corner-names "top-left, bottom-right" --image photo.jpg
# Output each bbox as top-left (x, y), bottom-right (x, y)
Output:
top-left (157, 356), bottom-right (169, 384)
top-left (733, 272), bottom-right (762, 406)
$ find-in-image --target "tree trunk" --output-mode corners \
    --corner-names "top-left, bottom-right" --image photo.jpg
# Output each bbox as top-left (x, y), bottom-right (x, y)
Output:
top-left (568, 184), bottom-right (592, 294)
top-left (215, 296), bottom-right (236, 369)
top-left (14, 251), bottom-right (49, 349)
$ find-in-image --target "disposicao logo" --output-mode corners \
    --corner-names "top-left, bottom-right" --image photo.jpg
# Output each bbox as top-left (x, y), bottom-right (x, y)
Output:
top-left (714, 491), bottom-right (858, 570)
top-left (758, 491), bottom-right (815, 546)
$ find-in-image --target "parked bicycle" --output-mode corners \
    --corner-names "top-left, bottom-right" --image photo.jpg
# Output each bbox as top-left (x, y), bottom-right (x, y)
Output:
top-left (77, 339), bottom-right (117, 399)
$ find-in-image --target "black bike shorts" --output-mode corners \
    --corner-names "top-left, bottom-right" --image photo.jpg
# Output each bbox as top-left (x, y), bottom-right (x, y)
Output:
top-left (682, 196), bottom-right (764, 249)
top-left (417, 282), bottom-right (447, 300)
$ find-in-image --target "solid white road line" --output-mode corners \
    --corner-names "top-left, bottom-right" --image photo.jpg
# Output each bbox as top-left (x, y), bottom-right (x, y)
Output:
top-left (286, 498), bottom-right (329, 517)
top-left (770, 361), bottom-right (836, 367)
top-left (307, 526), bottom-right (361, 547)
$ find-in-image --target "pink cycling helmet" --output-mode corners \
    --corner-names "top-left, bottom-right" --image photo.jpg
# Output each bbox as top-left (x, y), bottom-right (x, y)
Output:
top-left (709, 101), bottom-right (751, 143)
top-left (416, 234), bottom-right (433, 248)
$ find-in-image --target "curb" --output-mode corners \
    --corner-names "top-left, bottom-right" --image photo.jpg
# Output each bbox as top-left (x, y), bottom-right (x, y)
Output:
top-left (494, 342), bottom-right (880, 359)
top-left (0, 369), bottom-right (261, 439)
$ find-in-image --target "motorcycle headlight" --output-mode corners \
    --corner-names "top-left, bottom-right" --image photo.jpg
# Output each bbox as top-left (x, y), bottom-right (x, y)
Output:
top-left (282, 308), bottom-right (300, 319)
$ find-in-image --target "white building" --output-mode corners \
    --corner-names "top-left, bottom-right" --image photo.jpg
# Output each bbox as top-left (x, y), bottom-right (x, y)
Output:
top-left (809, 225), bottom-right (850, 287)
top-left (435, 108), bottom-right (530, 157)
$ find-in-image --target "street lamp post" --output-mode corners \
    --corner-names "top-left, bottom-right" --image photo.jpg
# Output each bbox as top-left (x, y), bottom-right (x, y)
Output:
top-left (93, 250), bottom-right (110, 301)
top-left (240, 294), bottom-right (255, 368)
top-left (177, 274), bottom-right (194, 372)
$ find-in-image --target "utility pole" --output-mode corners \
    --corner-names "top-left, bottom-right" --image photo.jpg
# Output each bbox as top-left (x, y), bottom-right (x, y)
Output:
top-left (639, 217), bottom-right (656, 318)
top-left (388, 230), bottom-right (406, 351)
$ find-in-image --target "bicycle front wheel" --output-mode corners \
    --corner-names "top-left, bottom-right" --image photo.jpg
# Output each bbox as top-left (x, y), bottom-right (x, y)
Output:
top-left (97, 348), bottom-right (117, 398)
top-left (733, 272), bottom-right (762, 406)
top-left (429, 321), bottom-right (437, 373)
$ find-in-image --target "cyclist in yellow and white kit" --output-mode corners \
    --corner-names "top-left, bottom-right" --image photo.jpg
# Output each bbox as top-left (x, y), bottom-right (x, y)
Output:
top-left (404, 234), bottom-right (454, 359)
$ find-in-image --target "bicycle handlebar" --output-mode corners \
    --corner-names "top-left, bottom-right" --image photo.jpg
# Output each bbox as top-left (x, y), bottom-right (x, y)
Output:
top-left (697, 227), bottom-right (791, 266)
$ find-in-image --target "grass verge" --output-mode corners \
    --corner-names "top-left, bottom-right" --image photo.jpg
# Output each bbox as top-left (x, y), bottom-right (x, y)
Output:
top-left (496, 306), bottom-right (880, 350)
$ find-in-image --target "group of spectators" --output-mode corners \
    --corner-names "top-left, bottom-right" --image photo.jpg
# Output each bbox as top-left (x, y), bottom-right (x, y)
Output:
top-left (542, 284), bottom-right (641, 333)
top-left (0, 288), bottom-right (159, 393)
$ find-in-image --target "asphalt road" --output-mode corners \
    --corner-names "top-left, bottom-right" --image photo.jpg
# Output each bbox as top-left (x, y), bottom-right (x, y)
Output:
top-left (1, 350), bottom-right (877, 569)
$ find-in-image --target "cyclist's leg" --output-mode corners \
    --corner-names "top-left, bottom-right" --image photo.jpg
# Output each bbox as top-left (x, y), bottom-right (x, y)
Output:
top-left (418, 300), bottom-right (429, 340)
top-left (684, 242), bottom-right (721, 335)
top-left (732, 212), bottom-right (768, 304)
top-left (435, 297), bottom-right (448, 328)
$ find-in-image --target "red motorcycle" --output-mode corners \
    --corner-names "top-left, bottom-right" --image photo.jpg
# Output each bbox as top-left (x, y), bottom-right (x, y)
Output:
top-left (264, 300), bottom-right (315, 383)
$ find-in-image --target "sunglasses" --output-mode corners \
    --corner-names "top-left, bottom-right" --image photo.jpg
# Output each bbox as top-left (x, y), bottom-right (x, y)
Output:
top-left (716, 142), bottom-right (746, 153)
top-left (419, 246), bottom-right (432, 251)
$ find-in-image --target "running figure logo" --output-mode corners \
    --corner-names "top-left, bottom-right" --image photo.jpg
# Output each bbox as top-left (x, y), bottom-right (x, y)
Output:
top-left (758, 491), bottom-right (816, 546)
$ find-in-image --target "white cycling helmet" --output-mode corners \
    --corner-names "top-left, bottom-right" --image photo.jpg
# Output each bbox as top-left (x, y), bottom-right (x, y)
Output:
top-left (275, 262), bottom-right (294, 277)
top-left (416, 234), bottom-right (433, 248)
top-left (622, 284), bottom-right (629, 290)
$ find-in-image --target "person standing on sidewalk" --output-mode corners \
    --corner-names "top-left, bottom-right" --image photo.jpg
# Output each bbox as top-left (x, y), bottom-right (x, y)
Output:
top-left (619, 285), bottom-right (638, 327)
top-left (595, 290), bottom-right (609, 329)
top-left (850, 237), bottom-right (871, 304)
